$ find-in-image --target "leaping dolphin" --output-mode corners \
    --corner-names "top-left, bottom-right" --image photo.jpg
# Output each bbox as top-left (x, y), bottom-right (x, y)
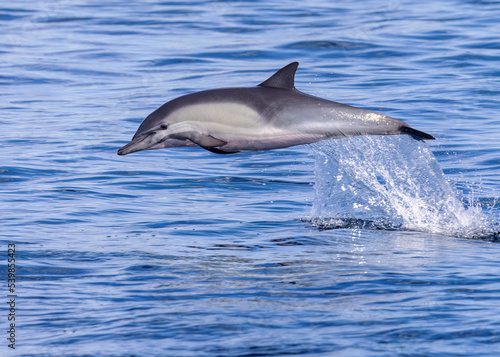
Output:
top-left (118, 62), bottom-right (434, 156)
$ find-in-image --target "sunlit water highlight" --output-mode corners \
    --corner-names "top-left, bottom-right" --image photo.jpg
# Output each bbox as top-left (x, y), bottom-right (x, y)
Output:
top-left (308, 136), bottom-right (498, 239)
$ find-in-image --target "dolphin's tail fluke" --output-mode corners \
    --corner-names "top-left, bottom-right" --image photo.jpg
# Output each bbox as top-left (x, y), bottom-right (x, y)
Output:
top-left (400, 126), bottom-right (435, 141)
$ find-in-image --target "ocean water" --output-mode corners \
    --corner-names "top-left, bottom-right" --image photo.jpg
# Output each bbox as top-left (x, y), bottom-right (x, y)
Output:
top-left (1, 0), bottom-right (500, 356)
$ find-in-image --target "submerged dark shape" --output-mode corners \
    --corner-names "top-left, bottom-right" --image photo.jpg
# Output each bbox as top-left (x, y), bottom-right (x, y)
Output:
top-left (118, 62), bottom-right (434, 156)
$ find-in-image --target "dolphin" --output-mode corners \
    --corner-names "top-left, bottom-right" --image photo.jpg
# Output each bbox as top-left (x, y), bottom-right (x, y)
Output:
top-left (118, 62), bottom-right (434, 156)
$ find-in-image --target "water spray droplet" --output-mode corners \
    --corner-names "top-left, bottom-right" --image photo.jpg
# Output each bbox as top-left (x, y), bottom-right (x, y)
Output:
top-left (306, 135), bottom-right (498, 239)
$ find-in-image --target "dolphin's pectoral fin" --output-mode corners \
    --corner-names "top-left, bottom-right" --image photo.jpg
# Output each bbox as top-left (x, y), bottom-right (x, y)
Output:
top-left (199, 146), bottom-right (240, 154)
top-left (187, 133), bottom-right (240, 154)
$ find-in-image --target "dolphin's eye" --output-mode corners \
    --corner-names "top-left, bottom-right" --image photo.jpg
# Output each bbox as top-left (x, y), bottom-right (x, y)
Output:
top-left (160, 123), bottom-right (168, 130)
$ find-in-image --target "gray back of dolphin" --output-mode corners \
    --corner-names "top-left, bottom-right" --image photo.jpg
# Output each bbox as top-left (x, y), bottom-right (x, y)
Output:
top-left (118, 62), bottom-right (434, 156)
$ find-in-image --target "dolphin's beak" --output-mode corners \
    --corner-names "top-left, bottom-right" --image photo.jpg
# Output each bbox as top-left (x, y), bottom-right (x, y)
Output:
top-left (117, 133), bottom-right (153, 155)
top-left (118, 130), bottom-right (194, 155)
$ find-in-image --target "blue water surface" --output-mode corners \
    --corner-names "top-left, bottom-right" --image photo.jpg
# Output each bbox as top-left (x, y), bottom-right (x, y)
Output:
top-left (1, 0), bottom-right (500, 356)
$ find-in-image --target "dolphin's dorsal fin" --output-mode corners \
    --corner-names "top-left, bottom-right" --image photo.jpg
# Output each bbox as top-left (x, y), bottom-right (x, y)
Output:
top-left (258, 62), bottom-right (298, 90)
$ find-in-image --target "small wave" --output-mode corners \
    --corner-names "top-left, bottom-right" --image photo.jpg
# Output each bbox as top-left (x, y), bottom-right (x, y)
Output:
top-left (307, 136), bottom-right (498, 239)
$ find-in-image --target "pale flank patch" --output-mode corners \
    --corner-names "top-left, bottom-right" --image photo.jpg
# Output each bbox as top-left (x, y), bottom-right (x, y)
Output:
top-left (169, 102), bottom-right (263, 128)
top-left (167, 102), bottom-right (290, 138)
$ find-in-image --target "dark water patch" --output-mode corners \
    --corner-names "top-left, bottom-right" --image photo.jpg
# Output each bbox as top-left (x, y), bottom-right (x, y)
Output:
top-left (124, 264), bottom-right (164, 272)
top-left (19, 266), bottom-right (91, 280)
top-left (430, 328), bottom-right (500, 342)
top-left (0, 176), bottom-right (27, 183)
top-left (0, 12), bottom-right (33, 21)
top-left (115, 175), bottom-right (308, 192)
top-left (238, 18), bottom-right (290, 27)
top-left (0, 75), bottom-right (71, 85)
top-left (207, 343), bottom-right (340, 357)
top-left (283, 40), bottom-right (375, 51)
top-left (460, 38), bottom-right (500, 50)
top-left (147, 218), bottom-right (240, 230)
top-left (361, 49), bottom-right (415, 58)
top-left (198, 50), bottom-right (278, 60)
top-left (37, 16), bottom-right (94, 24)
top-left (212, 26), bottom-right (264, 34)
top-left (94, 18), bottom-right (195, 27)
top-left (0, 166), bottom-right (67, 181)
top-left (149, 57), bottom-right (208, 67)
top-left (71, 50), bottom-right (126, 60)
top-left (416, 53), bottom-right (500, 68)
top-left (32, 218), bottom-right (87, 225)
top-left (404, 31), bottom-right (463, 41)
top-left (55, 187), bottom-right (95, 194)
top-left (190, 243), bottom-right (266, 251)
top-left (446, 53), bottom-right (500, 63)
top-left (270, 238), bottom-right (305, 246)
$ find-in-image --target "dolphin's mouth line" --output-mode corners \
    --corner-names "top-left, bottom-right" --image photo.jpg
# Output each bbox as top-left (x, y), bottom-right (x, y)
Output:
top-left (117, 132), bottom-right (154, 155)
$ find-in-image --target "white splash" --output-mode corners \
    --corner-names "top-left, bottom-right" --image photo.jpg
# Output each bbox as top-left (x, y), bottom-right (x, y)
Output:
top-left (307, 135), bottom-right (495, 238)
